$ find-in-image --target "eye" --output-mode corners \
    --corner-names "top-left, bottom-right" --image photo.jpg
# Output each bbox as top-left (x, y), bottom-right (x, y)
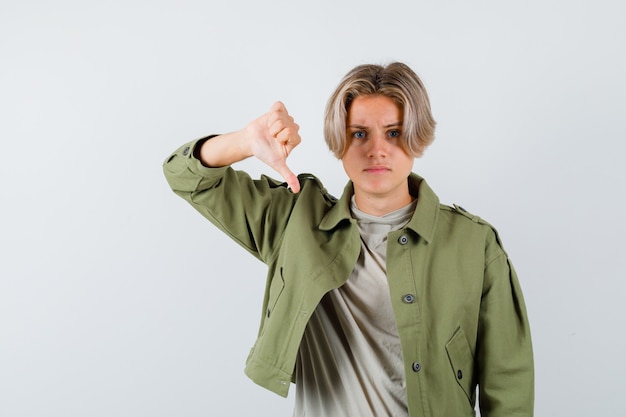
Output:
top-left (388, 129), bottom-right (401, 139)
top-left (352, 130), bottom-right (367, 140)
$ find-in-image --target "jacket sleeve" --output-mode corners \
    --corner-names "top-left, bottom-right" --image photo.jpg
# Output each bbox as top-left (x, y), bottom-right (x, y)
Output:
top-left (476, 229), bottom-right (534, 417)
top-left (162, 137), bottom-right (298, 263)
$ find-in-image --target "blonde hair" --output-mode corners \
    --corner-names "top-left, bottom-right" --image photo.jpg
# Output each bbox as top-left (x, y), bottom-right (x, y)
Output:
top-left (324, 62), bottom-right (436, 158)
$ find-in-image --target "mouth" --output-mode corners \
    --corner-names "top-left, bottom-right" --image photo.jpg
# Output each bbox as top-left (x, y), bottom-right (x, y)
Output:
top-left (364, 166), bottom-right (391, 174)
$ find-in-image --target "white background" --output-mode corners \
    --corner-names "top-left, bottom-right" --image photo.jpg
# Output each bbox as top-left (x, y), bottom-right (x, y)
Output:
top-left (1, 0), bottom-right (624, 416)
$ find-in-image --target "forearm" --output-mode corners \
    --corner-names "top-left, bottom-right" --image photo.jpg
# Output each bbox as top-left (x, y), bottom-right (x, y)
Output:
top-left (195, 130), bottom-right (253, 167)
top-left (163, 140), bottom-right (297, 262)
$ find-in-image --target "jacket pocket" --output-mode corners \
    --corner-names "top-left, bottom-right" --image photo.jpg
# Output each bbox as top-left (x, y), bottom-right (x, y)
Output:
top-left (266, 267), bottom-right (285, 318)
top-left (445, 327), bottom-right (476, 403)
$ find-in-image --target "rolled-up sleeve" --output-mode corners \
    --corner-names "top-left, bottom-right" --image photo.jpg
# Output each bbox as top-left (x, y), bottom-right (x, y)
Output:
top-left (163, 136), bottom-right (228, 193)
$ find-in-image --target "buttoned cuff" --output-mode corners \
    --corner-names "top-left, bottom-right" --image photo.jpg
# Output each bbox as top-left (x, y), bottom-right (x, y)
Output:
top-left (163, 135), bottom-right (230, 193)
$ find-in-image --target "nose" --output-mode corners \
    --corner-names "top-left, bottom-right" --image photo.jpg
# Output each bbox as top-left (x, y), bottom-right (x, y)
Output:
top-left (367, 133), bottom-right (387, 158)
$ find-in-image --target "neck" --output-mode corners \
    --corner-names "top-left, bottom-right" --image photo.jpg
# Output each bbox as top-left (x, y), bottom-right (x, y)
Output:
top-left (354, 192), bottom-right (414, 216)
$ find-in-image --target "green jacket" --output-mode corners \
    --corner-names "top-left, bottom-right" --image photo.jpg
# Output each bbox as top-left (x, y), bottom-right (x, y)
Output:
top-left (163, 138), bottom-right (534, 417)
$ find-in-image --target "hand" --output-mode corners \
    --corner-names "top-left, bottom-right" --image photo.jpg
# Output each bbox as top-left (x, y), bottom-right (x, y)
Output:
top-left (246, 101), bottom-right (302, 192)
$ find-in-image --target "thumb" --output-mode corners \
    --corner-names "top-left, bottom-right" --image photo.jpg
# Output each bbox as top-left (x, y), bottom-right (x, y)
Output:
top-left (274, 161), bottom-right (300, 193)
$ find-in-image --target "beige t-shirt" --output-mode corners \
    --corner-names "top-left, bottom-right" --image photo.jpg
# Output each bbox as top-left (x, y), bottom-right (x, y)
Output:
top-left (293, 197), bottom-right (416, 417)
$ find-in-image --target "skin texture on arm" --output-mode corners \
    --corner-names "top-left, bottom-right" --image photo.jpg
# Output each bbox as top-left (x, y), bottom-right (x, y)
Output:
top-left (196, 101), bottom-right (302, 192)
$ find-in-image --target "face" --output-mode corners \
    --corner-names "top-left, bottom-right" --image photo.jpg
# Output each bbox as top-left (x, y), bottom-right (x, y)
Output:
top-left (342, 94), bottom-right (415, 215)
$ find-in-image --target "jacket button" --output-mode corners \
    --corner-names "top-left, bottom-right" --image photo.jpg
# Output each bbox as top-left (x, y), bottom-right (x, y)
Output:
top-left (398, 235), bottom-right (408, 245)
top-left (402, 294), bottom-right (415, 303)
top-left (183, 146), bottom-right (190, 156)
top-left (457, 370), bottom-right (463, 380)
top-left (412, 362), bottom-right (421, 372)
top-left (266, 308), bottom-right (271, 318)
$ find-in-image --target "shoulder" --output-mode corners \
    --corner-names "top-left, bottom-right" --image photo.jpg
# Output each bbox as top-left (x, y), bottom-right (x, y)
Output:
top-left (296, 173), bottom-right (338, 203)
top-left (440, 203), bottom-right (486, 224)
top-left (439, 203), bottom-right (508, 258)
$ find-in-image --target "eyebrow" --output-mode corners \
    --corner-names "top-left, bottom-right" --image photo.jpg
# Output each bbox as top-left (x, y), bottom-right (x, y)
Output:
top-left (347, 122), bottom-right (403, 129)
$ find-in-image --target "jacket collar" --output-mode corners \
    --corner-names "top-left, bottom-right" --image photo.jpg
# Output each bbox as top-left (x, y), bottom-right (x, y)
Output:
top-left (319, 173), bottom-right (439, 243)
